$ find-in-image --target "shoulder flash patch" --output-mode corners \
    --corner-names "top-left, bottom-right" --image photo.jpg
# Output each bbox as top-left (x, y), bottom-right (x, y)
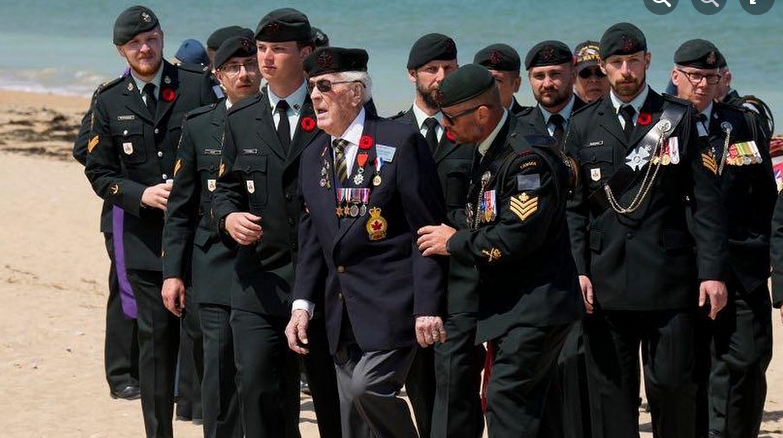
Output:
top-left (517, 173), bottom-right (540, 190)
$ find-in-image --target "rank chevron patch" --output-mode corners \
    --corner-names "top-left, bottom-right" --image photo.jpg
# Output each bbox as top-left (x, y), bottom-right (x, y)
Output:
top-left (701, 152), bottom-right (717, 175)
top-left (510, 193), bottom-right (538, 221)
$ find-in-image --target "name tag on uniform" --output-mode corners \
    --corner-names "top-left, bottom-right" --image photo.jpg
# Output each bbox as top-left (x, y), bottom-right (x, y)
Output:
top-left (123, 142), bottom-right (133, 155)
top-left (242, 149), bottom-right (258, 155)
top-left (517, 174), bottom-right (540, 190)
top-left (203, 149), bottom-right (221, 156)
top-left (207, 179), bottom-right (216, 192)
top-left (375, 144), bottom-right (396, 162)
top-left (117, 114), bottom-right (135, 121)
top-left (588, 140), bottom-right (604, 147)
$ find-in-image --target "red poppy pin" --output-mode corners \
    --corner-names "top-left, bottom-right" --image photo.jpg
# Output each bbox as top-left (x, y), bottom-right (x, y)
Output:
top-left (638, 112), bottom-right (652, 126)
top-left (161, 88), bottom-right (176, 102)
top-left (359, 135), bottom-right (374, 150)
top-left (446, 129), bottom-right (456, 142)
top-left (300, 116), bottom-right (316, 132)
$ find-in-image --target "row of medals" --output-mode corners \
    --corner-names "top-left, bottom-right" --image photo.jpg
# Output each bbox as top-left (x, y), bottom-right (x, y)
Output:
top-left (726, 141), bottom-right (762, 165)
top-left (320, 159), bottom-right (383, 219)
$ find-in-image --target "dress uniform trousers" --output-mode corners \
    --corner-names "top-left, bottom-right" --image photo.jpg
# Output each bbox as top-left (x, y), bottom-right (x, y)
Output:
top-left (176, 290), bottom-right (203, 422)
top-left (103, 233), bottom-right (140, 393)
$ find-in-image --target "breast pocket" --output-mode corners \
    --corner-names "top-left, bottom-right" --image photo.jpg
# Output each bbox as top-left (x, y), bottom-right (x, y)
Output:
top-left (197, 161), bottom-right (218, 200)
top-left (442, 158), bottom-right (472, 208)
top-left (112, 120), bottom-right (146, 164)
top-left (237, 155), bottom-right (268, 206)
top-left (579, 145), bottom-right (614, 189)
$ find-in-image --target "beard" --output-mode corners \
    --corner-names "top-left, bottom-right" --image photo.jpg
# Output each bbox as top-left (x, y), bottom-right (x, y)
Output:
top-left (128, 53), bottom-right (162, 77)
top-left (613, 72), bottom-right (646, 98)
top-left (416, 80), bottom-right (440, 109)
top-left (534, 86), bottom-right (571, 109)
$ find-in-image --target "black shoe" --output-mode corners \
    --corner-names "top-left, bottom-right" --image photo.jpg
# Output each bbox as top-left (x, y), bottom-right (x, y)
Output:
top-left (110, 385), bottom-right (141, 400)
top-left (300, 379), bottom-right (311, 396)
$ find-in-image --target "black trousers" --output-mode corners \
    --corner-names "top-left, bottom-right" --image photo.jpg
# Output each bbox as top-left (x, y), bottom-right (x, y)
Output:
top-left (199, 303), bottom-right (242, 438)
top-left (584, 310), bottom-right (697, 438)
top-left (230, 309), bottom-right (301, 438)
top-left (696, 284), bottom-right (772, 438)
top-left (299, 316), bottom-right (343, 438)
top-left (432, 312), bottom-right (485, 438)
top-left (127, 269), bottom-right (181, 438)
top-left (176, 290), bottom-right (203, 421)
top-left (554, 321), bottom-right (591, 438)
top-left (103, 233), bottom-right (139, 392)
top-left (406, 346), bottom-right (436, 438)
top-left (485, 322), bottom-right (573, 438)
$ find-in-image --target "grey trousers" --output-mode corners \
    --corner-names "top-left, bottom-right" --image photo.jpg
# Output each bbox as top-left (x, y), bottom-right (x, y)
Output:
top-left (334, 336), bottom-right (419, 438)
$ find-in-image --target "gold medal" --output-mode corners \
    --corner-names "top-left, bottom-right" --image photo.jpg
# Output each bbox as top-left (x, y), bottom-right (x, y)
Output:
top-left (662, 154), bottom-right (671, 165)
top-left (372, 174), bottom-right (382, 186)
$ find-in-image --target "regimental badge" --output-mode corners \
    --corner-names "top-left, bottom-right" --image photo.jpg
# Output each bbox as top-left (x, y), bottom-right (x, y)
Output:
top-left (318, 50), bottom-right (333, 68)
top-left (481, 248), bottom-right (502, 263)
top-left (207, 179), bottom-right (216, 192)
top-left (246, 180), bottom-right (256, 194)
top-left (706, 51), bottom-right (716, 66)
top-left (490, 50), bottom-right (503, 66)
top-left (509, 192), bottom-right (538, 222)
top-left (540, 45), bottom-right (555, 62)
top-left (173, 159), bottom-right (182, 177)
top-left (164, 76), bottom-right (171, 85)
top-left (366, 207), bottom-right (388, 241)
top-left (123, 142), bottom-right (133, 155)
top-left (88, 135), bottom-right (99, 153)
top-left (141, 11), bottom-right (151, 22)
top-left (701, 152), bottom-right (718, 175)
top-left (110, 183), bottom-right (120, 195)
top-left (353, 172), bottom-right (364, 185)
top-left (590, 168), bottom-right (601, 182)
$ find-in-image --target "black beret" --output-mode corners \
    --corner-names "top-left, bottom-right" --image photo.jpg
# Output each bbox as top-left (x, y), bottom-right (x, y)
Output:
top-left (574, 40), bottom-right (601, 71)
top-left (311, 27), bottom-right (330, 48)
top-left (254, 8), bottom-right (311, 43)
top-left (213, 36), bottom-right (257, 70)
top-left (524, 40), bottom-right (573, 70)
top-left (407, 33), bottom-right (457, 70)
top-left (674, 39), bottom-right (723, 69)
top-left (474, 43), bottom-right (520, 72)
top-left (304, 47), bottom-right (368, 77)
top-left (600, 22), bottom-right (647, 60)
top-left (207, 26), bottom-right (254, 51)
top-left (113, 5), bottom-right (159, 46)
top-left (438, 64), bottom-right (495, 108)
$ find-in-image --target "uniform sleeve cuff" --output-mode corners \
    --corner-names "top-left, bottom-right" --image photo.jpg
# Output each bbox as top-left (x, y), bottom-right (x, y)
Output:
top-left (292, 299), bottom-right (315, 319)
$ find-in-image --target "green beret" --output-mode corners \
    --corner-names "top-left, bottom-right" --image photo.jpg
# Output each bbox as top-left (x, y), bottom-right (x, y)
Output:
top-left (407, 33), bottom-right (457, 70)
top-left (304, 47), bottom-right (368, 77)
top-left (214, 37), bottom-right (257, 70)
top-left (524, 40), bottom-right (573, 70)
top-left (600, 22), bottom-right (647, 59)
top-left (438, 64), bottom-right (495, 108)
top-left (574, 40), bottom-right (601, 71)
top-left (113, 5), bottom-right (159, 46)
top-left (674, 39), bottom-right (723, 69)
top-left (474, 43), bottom-right (520, 72)
top-left (254, 8), bottom-right (311, 43)
top-left (207, 26), bottom-right (254, 51)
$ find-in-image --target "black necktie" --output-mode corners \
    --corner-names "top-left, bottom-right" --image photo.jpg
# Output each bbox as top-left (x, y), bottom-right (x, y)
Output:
top-left (424, 117), bottom-right (440, 154)
top-left (333, 139), bottom-right (349, 184)
top-left (143, 83), bottom-right (157, 118)
top-left (697, 113), bottom-right (709, 133)
top-left (620, 105), bottom-right (636, 140)
top-left (549, 113), bottom-right (565, 146)
top-left (276, 100), bottom-right (291, 151)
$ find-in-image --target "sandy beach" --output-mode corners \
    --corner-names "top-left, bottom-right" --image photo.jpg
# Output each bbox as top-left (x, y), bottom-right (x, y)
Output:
top-left (1, 88), bottom-right (782, 437)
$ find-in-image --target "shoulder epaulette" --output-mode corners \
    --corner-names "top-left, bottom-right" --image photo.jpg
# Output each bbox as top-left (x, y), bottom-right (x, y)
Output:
top-left (388, 110), bottom-right (406, 120)
top-left (185, 102), bottom-right (219, 120)
top-left (572, 97), bottom-right (601, 115)
top-left (95, 76), bottom-right (124, 95)
top-left (228, 93), bottom-right (262, 114)
top-left (662, 93), bottom-right (691, 107)
top-left (516, 106), bottom-right (535, 116)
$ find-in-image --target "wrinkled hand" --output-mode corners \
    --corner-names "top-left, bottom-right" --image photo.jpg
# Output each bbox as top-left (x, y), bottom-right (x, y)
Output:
top-left (161, 277), bottom-right (186, 317)
top-left (285, 309), bottom-right (310, 355)
top-left (416, 224), bottom-right (456, 257)
top-left (699, 280), bottom-right (727, 320)
top-left (141, 182), bottom-right (172, 211)
top-left (225, 212), bottom-right (263, 245)
top-left (579, 275), bottom-right (594, 314)
top-left (415, 315), bottom-right (447, 347)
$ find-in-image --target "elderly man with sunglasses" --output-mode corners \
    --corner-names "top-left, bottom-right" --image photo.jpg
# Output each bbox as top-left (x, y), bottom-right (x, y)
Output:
top-left (285, 46), bottom-right (448, 438)
top-left (517, 40), bottom-right (586, 147)
top-left (210, 8), bottom-right (341, 438)
top-left (573, 40), bottom-right (609, 104)
top-left (672, 39), bottom-right (776, 438)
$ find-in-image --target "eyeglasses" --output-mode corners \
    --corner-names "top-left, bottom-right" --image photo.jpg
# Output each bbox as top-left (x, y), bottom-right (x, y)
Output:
top-left (676, 68), bottom-right (721, 85)
top-left (442, 105), bottom-right (484, 124)
top-left (219, 60), bottom-right (259, 76)
top-left (578, 67), bottom-right (606, 79)
top-left (307, 79), bottom-right (364, 93)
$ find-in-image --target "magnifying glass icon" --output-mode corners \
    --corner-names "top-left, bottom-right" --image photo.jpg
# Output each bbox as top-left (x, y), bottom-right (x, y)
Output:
top-left (653, 0), bottom-right (672, 6)
top-left (702, 0), bottom-right (720, 6)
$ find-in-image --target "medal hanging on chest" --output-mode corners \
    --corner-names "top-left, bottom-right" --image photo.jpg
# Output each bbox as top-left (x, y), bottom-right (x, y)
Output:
top-left (482, 190), bottom-right (497, 223)
top-left (320, 158), bottom-right (331, 189)
top-left (336, 187), bottom-right (371, 218)
top-left (353, 152), bottom-right (369, 185)
top-left (372, 157), bottom-right (383, 187)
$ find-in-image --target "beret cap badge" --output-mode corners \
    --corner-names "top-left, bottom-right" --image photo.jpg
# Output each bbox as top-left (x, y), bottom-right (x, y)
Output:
top-left (318, 51), bottom-right (333, 69)
top-left (621, 35), bottom-right (635, 52)
top-left (141, 12), bottom-right (151, 23)
top-left (490, 50), bottom-right (503, 66)
top-left (706, 51), bottom-right (716, 65)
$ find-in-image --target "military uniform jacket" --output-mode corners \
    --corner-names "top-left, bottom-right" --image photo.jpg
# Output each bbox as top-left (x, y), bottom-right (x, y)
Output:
top-left (293, 114), bottom-right (448, 354)
top-left (565, 89), bottom-right (728, 311)
top-left (161, 100), bottom-right (236, 306)
top-left (391, 108), bottom-right (479, 314)
top-left (211, 90), bottom-right (322, 317)
top-left (85, 60), bottom-right (216, 271)
top-left (770, 192), bottom-right (783, 307)
top-left (699, 102), bottom-right (776, 295)
top-left (74, 93), bottom-right (113, 234)
top-left (515, 95), bottom-right (586, 139)
top-left (448, 115), bottom-right (581, 342)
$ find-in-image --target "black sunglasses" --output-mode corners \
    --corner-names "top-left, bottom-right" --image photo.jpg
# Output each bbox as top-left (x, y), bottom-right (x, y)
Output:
top-left (307, 79), bottom-right (364, 93)
top-left (442, 105), bottom-right (484, 124)
top-left (578, 67), bottom-right (606, 79)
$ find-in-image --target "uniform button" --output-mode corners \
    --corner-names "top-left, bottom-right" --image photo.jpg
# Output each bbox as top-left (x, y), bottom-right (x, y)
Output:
top-left (123, 129), bottom-right (128, 136)
top-left (162, 173), bottom-right (168, 180)
top-left (626, 232), bottom-right (634, 239)
top-left (337, 292), bottom-right (343, 300)
top-left (285, 193), bottom-right (292, 201)
top-left (337, 266), bottom-right (345, 273)
top-left (157, 151), bottom-right (163, 157)
top-left (287, 218), bottom-right (295, 226)
top-left (154, 128), bottom-right (160, 134)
